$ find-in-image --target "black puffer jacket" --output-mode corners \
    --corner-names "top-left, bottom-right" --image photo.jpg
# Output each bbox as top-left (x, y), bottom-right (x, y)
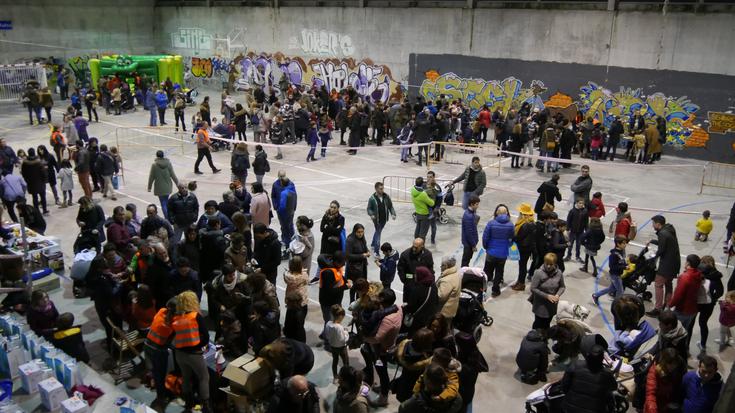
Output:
top-left (652, 223), bottom-right (681, 278)
top-left (254, 228), bottom-right (281, 281)
top-left (561, 360), bottom-right (616, 413)
top-left (516, 329), bottom-right (549, 372)
top-left (168, 192), bottom-right (199, 227)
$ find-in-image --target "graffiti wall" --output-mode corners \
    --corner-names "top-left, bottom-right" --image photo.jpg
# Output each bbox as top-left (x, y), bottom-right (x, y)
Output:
top-left (288, 29), bottom-right (355, 58)
top-left (410, 54), bottom-right (735, 161)
top-left (185, 52), bottom-right (403, 103)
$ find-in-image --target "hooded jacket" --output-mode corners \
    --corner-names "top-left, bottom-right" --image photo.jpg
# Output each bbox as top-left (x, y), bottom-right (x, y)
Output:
top-left (148, 157), bottom-right (178, 196)
top-left (453, 165), bottom-right (486, 195)
top-left (271, 178), bottom-right (297, 216)
top-left (254, 228), bottom-right (282, 279)
top-left (482, 213), bottom-right (514, 259)
top-left (669, 267), bottom-right (703, 316)
top-left (652, 223), bottom-right (681, 278)
top-left (436, 265), bottom-right (461, 319)
top-left (534, 180), bottom-right (561, 214)
top-left (252, 149), bottom-right (269, 175)
top-left (516, 329), bottom-right (549, 372)
top-left (411, 185), bottom-right (435, 216)
top-left (561, 359), bottom-right (617, 413)
top-left (230, 146), bottom-right (250, 176)
top-left (21, 158), bottom-right (47, 195)
top-left (404, 267), bottom-right (439, 330)
top-left (681, 370), bottom-right (723, 413)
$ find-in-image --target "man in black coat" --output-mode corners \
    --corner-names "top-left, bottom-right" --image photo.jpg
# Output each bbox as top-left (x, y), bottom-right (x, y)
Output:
top-left (604, 116), bottom-right (624, 161)
top-left (647, 215), bottom-right (681, 317)
top-left (168, 183), bottom-right (199, 245)
top-left (139, 204), bottom-right (174, 241)
top-left (561, 344), bottom-right (616, 413)
top-left (198, 216), bottom-right (228, 285)
top-left (253, 223), bottom-right (282, 285)
top-left (397, 238), bottom-right (434, 302)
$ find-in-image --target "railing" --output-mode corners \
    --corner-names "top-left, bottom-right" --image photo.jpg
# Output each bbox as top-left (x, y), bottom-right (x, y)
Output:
top-left (382, 175), bottom-right (456, 204)
top-left (700, 161), bottom-right (735, 194)
top-left (427, 141), bottom-right (502, 176)
top-left (114, 126), bottom-right (187, 156)
top-left (0, 64), bottom-right (47, 102)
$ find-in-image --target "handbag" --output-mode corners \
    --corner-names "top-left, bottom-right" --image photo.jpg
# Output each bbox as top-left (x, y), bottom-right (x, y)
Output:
top-left (542, 193), bottom-right (554, 212)
top-left (347, 324), bottom-right (362, 350)
top-left (111, 174), bottom-right (119, 190)
top-left (403, 287), bottom-right (432, 328)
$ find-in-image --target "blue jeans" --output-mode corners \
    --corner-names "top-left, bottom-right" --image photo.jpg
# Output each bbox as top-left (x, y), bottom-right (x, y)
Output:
top-left (149, 108), bottom-right (157, 126)
top-left (278, 212), bottom-right (294, 246)
top-left (594, 273), bottom-right (623, 299)
top-left (371, 220), bottom-right (385, 254)
top-left (462, 191), bottom-right (472, 210)
top-left (158, 195), bottom-right (170, 221)
top-left (567, 231), bottom-right (584, 259)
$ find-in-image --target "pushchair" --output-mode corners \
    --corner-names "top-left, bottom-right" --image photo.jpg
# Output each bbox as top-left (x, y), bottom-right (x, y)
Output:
top-left (453, 267), bottom-right (493, 343)
top-left (121, 88), bottom-right (136, 113)
top-left (622, 244), bottom-right (657, 301)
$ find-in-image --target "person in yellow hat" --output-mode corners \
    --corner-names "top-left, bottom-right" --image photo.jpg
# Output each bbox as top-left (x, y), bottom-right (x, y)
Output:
top-left (512, 203), bottom-right (536, 291)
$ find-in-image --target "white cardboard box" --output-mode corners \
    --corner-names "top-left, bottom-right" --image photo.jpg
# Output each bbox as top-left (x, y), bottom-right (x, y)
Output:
top-left (38, 377), bottom-right (66, 411)
top-left (61, 396), bottom-right (89, 413)
top-left (18, 360), bottom-right (43, 394)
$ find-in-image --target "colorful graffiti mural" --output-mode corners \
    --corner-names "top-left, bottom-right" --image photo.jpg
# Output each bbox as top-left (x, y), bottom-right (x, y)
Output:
top-left (186, 52), bottom-right (403, 103)
top-left (578, 82), bottom-right (702, 146)
top-left (289, 29), bottom-right (355, 58)
top-left (420, 71), bottom-right (547, 117)
top-left (419, 71), bottom-right (708, 147)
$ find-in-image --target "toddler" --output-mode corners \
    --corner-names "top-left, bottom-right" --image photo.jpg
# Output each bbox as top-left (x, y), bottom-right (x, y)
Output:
top-left (58, 160), bottom-right (74, 208)
top-left (398, 123), bottom-right (413, 163)
top-left (718, 291), bottom-right (735, 351)
top-left (324, 304), bottom-right (350, 383)
top-left (695, 210), bottom-right (713, 242)
top-left (633, 133), bottom-right (646, 163)
top-left (375, 242), bottom-right (399, 289)
top-left (621, 254), bottom-right (638, 280)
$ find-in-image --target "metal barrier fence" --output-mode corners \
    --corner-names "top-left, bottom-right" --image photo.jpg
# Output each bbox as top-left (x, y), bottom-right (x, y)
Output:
top-left (0, 64), bottom-right (47, 101)
top-left (381, 175), bottom-right (456, 204)
top-left (114, 127), bottom-right (187, 155)
top-left (700, 162), bottom-right (735, 193)
top-left (427, 141), bottom-right (502, 176)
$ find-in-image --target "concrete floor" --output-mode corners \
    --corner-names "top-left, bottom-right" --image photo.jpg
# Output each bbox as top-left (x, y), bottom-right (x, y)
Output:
top-left (1, 95), bottom-right (733, 412)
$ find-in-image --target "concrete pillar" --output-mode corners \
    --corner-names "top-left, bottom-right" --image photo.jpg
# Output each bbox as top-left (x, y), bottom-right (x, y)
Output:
top-left (466, 0), bottom-right (476, 8)
top-left (607, 0), bottom-right (617, 11)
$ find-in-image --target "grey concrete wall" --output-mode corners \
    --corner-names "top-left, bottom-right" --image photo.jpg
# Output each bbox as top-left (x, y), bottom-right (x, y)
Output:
top-left (0, 0), bottom-right (155, 63)
top-left (153, 6), bottom-right (735, 82)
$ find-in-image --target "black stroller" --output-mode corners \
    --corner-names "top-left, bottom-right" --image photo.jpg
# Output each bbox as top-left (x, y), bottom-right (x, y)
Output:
top-left (121, 88), bottom-right (137, 113)
top-left (622, 245), bottom-right (657, 301)
top-left (454, 267), bottom-right (493, 343)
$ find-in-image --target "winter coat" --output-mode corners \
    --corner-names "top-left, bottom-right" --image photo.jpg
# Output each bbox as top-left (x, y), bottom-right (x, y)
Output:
top-left (530, 266), bottom-right (566, 318)
top-left (589, 198), bottom-right (606, 219)
top-left (147, 158), bottom-right (178, 196)
top-left (73, 147), bottom-right (90, 173)
top-left (698, 266), bottom-right (724, 305)
top-left (253, 228), bottom-right (282, 279)
top-left (21, 158), bottom-right (47, 195)
top-left (669, 267), bottom-right (702, 316)
top-left (317, 254), bottom-right (349, 307)
top-left (404, 279), bottom-right (439, 332)
top-left (482, 214), bottom-right (514, 259)
top-left (397, 247), bottom-right (434, 297)
top-left (410, 185), bottom-right (434, 216)
top-left (197, 212), bottom-right (234, 235)
top-left (333, 391), bottom-right (368, 413)
top-left (516, 329), bottom-right (549, 372)
top-left (566, 207), bottom-right (589, 234)
top-left (570, 175), bottom-right (593, 204)
top-left (230, 148), bottom-right (250, 177)
top-left (58, 168), bottom-right (73, 191)
top-left (250, 192), bottom-right (271, 227)
top-left (644, 361), bottom-right (685, 413)
top-left (581, 228), bottom-right (606, 252)
top-left (271, 178), bottom-right (297, 217)
top-left (534, 180), bottom-right (562, 214)
top-left (345, 233), bottom-right (368, 280)
top-left (0, 174), bottom-right (26, 201)
top-left (452, 166), bottom-right (486, 196)
top-left (646, 125), bottom-right (662, 155)
top-left (652, 223), bottom-right (681, 278)
top-left (252, 150), bottom-right (269, 175)
top-left (561, 360), bottom-right (617, 413)
top-left (95, 151), bottom-right (118, 176)
top-left (39, 153), bottom-right (58, 186)
top-left (681, 370), bottom-right (723, 413)
top-left (167, 192), bottom-right (199, 227)
top-left (319, 212), bottom-right (344, 255)
top-left (367, 193), bottom-right (396, 226)
top-left (461, 208), bottom-right (480, 247)
top-left (436, 265), bottom-right (461, 319)
top-left (608, 248), bottom-right (627, 276)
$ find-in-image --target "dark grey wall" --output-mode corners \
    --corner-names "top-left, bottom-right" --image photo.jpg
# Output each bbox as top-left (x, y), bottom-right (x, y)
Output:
top-left (409, 53), bottom-right (735, 163)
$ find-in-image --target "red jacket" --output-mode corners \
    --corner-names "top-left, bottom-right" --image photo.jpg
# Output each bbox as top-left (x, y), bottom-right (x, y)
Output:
top-left (615, 217), bottom-right (631, 237)
top-left (477, 110), bottom-right (491, 128)
top-left (669, 267), bottom-right (702, 315)
top-left (589, 198), bottom-right (606, 219)
top-left (644, 362), bottom-right (684, 413)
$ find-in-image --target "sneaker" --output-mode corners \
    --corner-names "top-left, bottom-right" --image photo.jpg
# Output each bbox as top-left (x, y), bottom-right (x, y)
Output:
top-left (580, 266), bottom-right (588, 273)
top-left (194, 170), bottom-right (203, 175)
top-left (645, 309), bottom-right (661, 318)
top-left (309, 276), bottom-right (320, 285)
top-left (575, 257), bottom-right (584, 263)
top-left (212, 168), bottom-right (221, 173)
top-left (369, 394), bottom-right (388, 408)
top-left (491, 291), bottom-right (501, 298)
top-left (563, 255), bottom-right (571, 262)
top-left (592, 294), bottom-right (599, 305)
top-left (111, 197), bottom-right (117, 201)
top-left (511, 283), bottom-right (525, 291)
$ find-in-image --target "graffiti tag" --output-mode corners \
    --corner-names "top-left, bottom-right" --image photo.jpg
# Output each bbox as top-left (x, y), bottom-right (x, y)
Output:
top-left (707, 112), bottom-right (735, 134)
top-left (172, 27), bottom-right (213, 52)
top-left (293, 29), bottom-right (355, 58)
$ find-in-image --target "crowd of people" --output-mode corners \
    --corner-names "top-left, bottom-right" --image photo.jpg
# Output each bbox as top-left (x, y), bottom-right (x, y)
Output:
top-left (1, 72), bottom-right (734, 413)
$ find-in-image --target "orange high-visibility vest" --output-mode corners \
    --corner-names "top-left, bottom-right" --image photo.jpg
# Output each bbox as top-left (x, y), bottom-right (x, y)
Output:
top-left (319, 267), bottom-right (345, 289)
top-left (146, 308), bottom-right (173, 346)
top-left (50, 131), bottom-right (65, 146)
top-left (171, 311), bottom-right (201, 349)
top-left (196, 129), bottom-right (210, 144)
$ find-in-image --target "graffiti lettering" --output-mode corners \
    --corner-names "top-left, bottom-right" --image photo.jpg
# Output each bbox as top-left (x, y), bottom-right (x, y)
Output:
top-left (708, 112), bottom-right (735, 134)
top-left (189, 56), bottom-right (239, 79)
top-left (294, 29), bottom-right (355, 58)
top-left (172, 27), bottom-right (213, 52)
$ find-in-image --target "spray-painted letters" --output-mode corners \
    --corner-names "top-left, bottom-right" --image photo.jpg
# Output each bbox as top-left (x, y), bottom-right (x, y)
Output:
top-left (172, 28), bottom-right (213, 52)
top-left (292, 29), bottom-right (354, 58)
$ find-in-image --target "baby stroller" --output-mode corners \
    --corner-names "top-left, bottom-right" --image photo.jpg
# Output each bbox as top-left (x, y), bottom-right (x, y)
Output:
top-left (525, 334), bottom-right (635, 413)
top-left (121, 88), bottom-right (136, 113)
top-left (453, 267), bottom-right (493, 343)
top-left (622, 244), bottom-right (657, 301)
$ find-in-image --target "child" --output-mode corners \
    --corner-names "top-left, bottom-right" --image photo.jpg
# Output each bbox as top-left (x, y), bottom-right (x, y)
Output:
top-left (718, 291), bottom-right (735, 351)
top-left (588, 191), bottom-right (606, 219)
top-left (414, 348), bottom-right (461, 402)
top-left (50, 313), bottom-right (90, 363)
top-left (398, 123), bottom-right (413, 163)
top-left (695, 210), bottom-right (713, 242)
top-left (375, 242), bottom-right (399, 289)
top-left (283, 291), bottom-right (306, 343)
top-left (217, 309), bottom-right (245, 358)
top-left (592, 235), bottom-right (628, 303)
top-left (590, 129), bottom-right (603, 161)
top-left (318, 124), bottom-right (331, 158)
top-left (58, 160), bottom-right (74, 208)
top-left (581, 217), bottom-right (605, 277)
top-left (515, 329), bottom-right (549, 384)
top-left (621, 254), bottom-right (638, 280)
top-left (633, 133), bottom-right (646, 163)
top-left (293, 216), bottom-right (315, 275)
top-left (325, 304), bottom-right (350, 383)
top-left (306, 121), bottom-right (318, 162)
top-left (249, 301), bottom-right (281, 355)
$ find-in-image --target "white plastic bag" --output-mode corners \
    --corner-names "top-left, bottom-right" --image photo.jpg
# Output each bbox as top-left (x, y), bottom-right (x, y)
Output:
top-left (70, 249), bottom-right (96, 281)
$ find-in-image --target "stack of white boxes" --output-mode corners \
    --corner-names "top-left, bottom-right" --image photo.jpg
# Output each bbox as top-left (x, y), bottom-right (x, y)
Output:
top-left (60, 396), bottom-right (89, 413)
top-left (38, 377), bottom-right (66, 411)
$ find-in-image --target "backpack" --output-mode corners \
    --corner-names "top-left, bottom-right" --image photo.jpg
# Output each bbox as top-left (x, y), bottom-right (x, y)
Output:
top-left (250, 112), bottom-right (260, 125)
top-left (627, 220), bottom-right (637, 241)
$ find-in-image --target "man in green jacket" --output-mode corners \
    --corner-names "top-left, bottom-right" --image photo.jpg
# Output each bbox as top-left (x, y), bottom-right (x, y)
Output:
top-left (147, 150), bottom-right (179, 221)
top-left (411, 177), bottom-right (434, 241)
top-left (367, 181), bottom-right (397, 255)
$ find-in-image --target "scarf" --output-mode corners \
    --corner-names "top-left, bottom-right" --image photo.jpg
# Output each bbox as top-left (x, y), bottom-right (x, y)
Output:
top-left (660, 325), bottom-right (687, 346)
top-left (515, 214), bottom-right (534, 235)
top-left (223, 277), bottom-right (237, 291)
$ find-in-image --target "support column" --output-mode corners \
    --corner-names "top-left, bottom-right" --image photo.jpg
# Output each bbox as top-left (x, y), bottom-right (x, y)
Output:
top-left (607, 0), bottom-right (616, 11)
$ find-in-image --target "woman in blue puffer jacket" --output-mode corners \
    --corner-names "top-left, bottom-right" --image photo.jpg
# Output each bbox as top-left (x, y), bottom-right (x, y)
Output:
top-left (482, 204), bottom-right (515, 297)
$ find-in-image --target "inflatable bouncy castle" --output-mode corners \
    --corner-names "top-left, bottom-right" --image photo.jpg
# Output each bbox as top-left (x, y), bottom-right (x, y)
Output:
top-left (88, 55), bottom-right (184, 90)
